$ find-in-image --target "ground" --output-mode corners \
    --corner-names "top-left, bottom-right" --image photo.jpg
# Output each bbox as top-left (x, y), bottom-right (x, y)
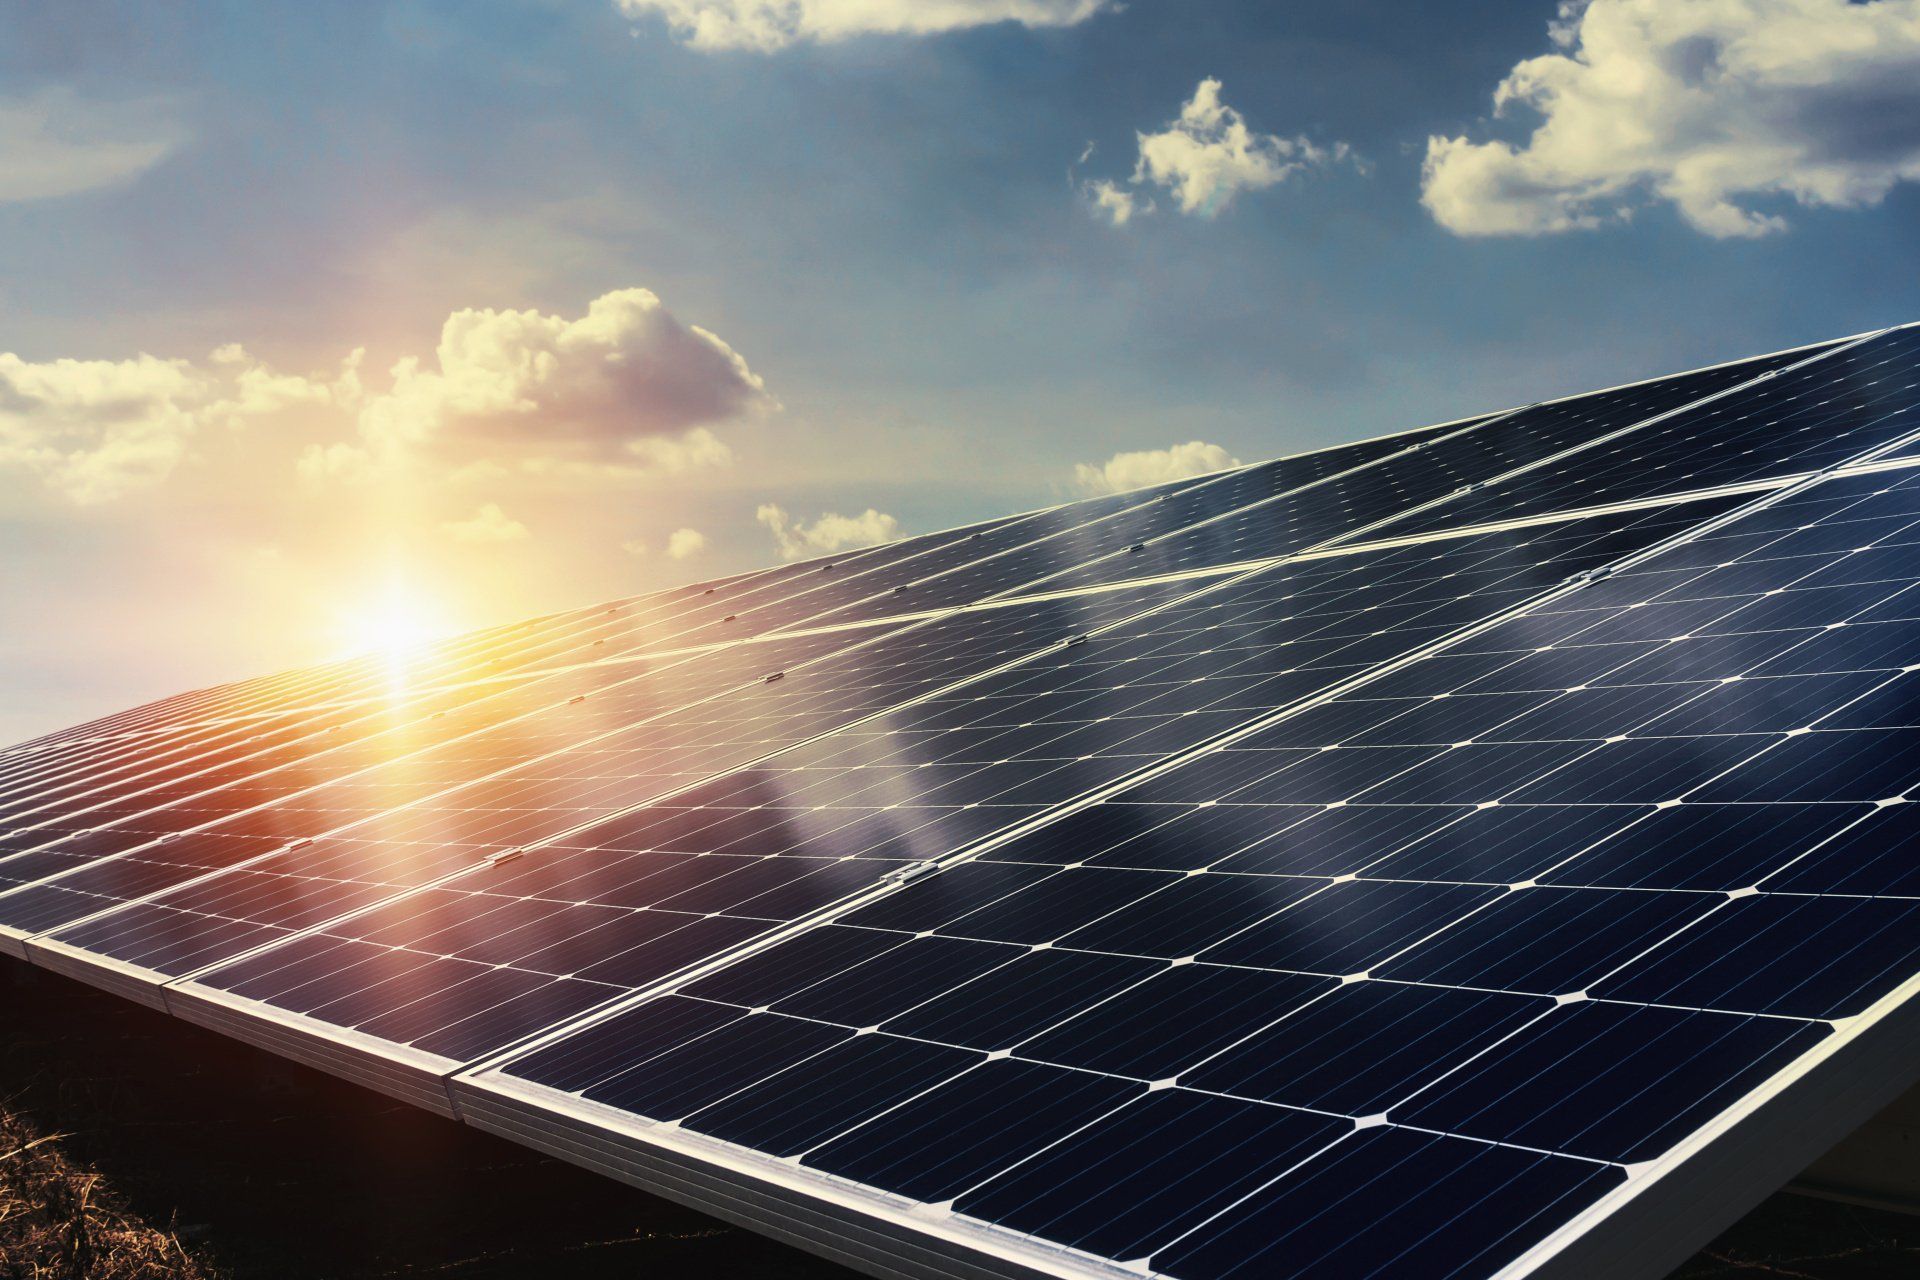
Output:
top-left (2, 958), bottom-right (1914, 1280)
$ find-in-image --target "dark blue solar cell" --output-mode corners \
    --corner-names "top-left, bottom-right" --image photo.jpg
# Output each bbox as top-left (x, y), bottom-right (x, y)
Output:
top-left (1539, 803), bottom-right (1867, 890)
top-left (955, 1091), bottom-right (1351, 1264)
top-left (1818, 670), bottom-right (1920, 729)
top-left (1595, 893), bottom-right (1920, 1019)
top-left (1763, 802), bottom-right (1920, 894)
top-left (801, 1058), bottom-right (1144, 1203)
top-left (684, 1033), bottom-right (982, 1157)
top-left (1354, 741), bottom-right (1596, 805)
top-left (1184, 980), bottom-right (1550, 1116)
top-left (883, 948), bottom-right (1163, 1049)
top-left (934, 866), bottom-right (1180, 944)
top-left (1226, 745), bottom-right (1451, 805)
top-left (1377, 885), bottom-right (1720, 995)
top-left (1632, 672), bottom-right (1889, 737)
top-left (1333, 692), bottom-right (1556, 746)
top-left (833, 862), bottom-right (1057, 933)
top-left (1361, 804), bottom-right (1639, 885)
top-left (569, 913), bottom-right (772, 987)
top-left (977, 802), bottom-right (1184, 865)
top-left (1150, 1126), bottom-right (1623, 1280)
top-left (676, 923), bottom-right (905, 1007)
top-left (1076, 802), bottom-right (1312, 872)
top-left (582, 1011), bottom-right (850, 1119)
top-left (1478, 683), bottom-right (1714, 742)
top-left (1208, 804), bottom-right (1465, 877)
top-left (1459, 641), bottom-right (1667, 693)
top-left (1753, 620), bottom-right (1920, 676)
top-left (1694, 726), bottom-right (1920, 802)
top-left (1017, 964), bottom-right (1332, 1079)
top-left (505, 994), bottom-right (744, 1094)
top-left (773, 934), bottom-right (1022, 1026)
top-left (1392, 1001), bottom-right (1826, 1163)
top-left (408, 976), bottom-right (614, 1061)
top-left (1503, 736), bottom-right (1768, 805)
top-left (1203, 879), bottom-right (1501, 975)
top-left (1058, 872), bottom-right (1324, 958)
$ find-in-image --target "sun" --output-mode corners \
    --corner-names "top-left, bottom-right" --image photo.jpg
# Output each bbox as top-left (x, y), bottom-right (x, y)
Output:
top-left (336, 577), bottom-right (449, 662)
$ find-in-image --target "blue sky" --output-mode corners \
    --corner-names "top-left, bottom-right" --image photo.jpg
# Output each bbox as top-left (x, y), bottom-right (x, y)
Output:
top-left (5, 0), bottom-right (1920, 741)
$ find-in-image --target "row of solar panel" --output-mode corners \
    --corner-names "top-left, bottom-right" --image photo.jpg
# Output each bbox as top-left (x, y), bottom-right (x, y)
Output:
top-left (0, 334), bottom-right (1859, 963)
top-left (0, 332), bottom-right (1900, 1041)
top-left (7, 325), bottom-right (1920, 1280)
top-left (3, 326), bottom-right (1848, 766)
top-left (0, 332), bottom-right (1873, 879)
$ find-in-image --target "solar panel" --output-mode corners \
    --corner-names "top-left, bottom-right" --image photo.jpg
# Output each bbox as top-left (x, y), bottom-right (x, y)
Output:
top-left (8, 325), bottom-right (1920, 1280)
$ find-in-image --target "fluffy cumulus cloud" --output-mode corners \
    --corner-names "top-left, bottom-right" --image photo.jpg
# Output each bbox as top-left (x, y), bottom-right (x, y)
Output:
top-left (1083, 79), bottom-right (1352, 223)
top-left (0, 87), bottom-right (185, 204)
top-left (1, 346), bottom-right (344, 503)
top-left (8, 286), bottom-right (770, 519)
top-left (442, 502), bottom-right (530, 545)
top-left (666, 526), bottom-right (708, 559)
top-left (1073, 440), bottom-right (1240, 495)
top-left (353, 288), bottom-right (772, 467)
top-left (614, 0), bottom-right (1113, 52)
top-left (1422, 0), bottom-right (1920, 239)
top-left (623, 526), bottom-right (708, 558)
top-left (756, 503), bottom-right (901, 560)
top-left (1083, 177), bottom-right (1147, 227)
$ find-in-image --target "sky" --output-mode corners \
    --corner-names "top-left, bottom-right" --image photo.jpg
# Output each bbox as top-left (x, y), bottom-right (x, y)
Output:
top-left (5, 0), bottom-right (1920, 743)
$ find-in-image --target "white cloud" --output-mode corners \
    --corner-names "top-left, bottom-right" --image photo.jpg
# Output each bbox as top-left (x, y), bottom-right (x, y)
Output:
top-left (756, 503), bottom-right (901, 560)
top-left (1422, 0), bottom-right (1920, 240)
top-left (1131, 78), bottom-right (1349, 218)
top-left (666, 526), bottom-right (708, 559)
top-left (623, 526), bottom-right (707, 558)
top-left (357, 287), bottom-right (773, 459)
top-left (296, 441), bottom-right (377, 488)
top-left (614, 0), bottom-right (1114, 52)
top-left (443, 502), bottom-right (531, 545)
top-left (624, 425), bottom-right (735, 474)
top-left (0, 87), bottom-right (185, 204)
top-left (1083, 177), bottom-right (1146, 226)
top-left (1074, 440), bottom-right (1240, 495)
top-left (1, 346), bottom-right (342, 504)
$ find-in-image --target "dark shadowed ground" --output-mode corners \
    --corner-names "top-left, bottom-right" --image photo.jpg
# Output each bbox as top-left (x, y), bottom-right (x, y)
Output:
top-left (3, 958), bottom-right (1915, 1279)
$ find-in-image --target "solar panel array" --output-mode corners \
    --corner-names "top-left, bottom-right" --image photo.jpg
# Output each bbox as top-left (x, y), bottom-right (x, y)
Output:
top-left (7, 325), bottom-right (1920, 1280)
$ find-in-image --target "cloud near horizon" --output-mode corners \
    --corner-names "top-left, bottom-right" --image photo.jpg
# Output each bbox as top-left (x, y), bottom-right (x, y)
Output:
top-left (1073, 440), bottom-right (1240, 495)
top-left (0, 345), bottom-right (344, 504)
top-left (623, 526), bottom-right (709, 559)
top-left (614, 0), bottom-right (1114, 52)
top-left (1422, 0), bottom-right (1920, 239)
top-left (5, 286), bottom-right (771, 530)
top-left (756, 503), bottom-right (902, 560)
top-left (442, 502), bottom-right (531, 545)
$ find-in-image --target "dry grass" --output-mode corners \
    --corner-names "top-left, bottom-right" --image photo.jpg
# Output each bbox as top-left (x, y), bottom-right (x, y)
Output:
top-left (0, 1103), bottom-right (219, 1280)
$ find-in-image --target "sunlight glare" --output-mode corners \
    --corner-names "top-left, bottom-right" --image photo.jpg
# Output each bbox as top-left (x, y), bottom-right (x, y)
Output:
top-left (336, 576), bottom-right (449, 663)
